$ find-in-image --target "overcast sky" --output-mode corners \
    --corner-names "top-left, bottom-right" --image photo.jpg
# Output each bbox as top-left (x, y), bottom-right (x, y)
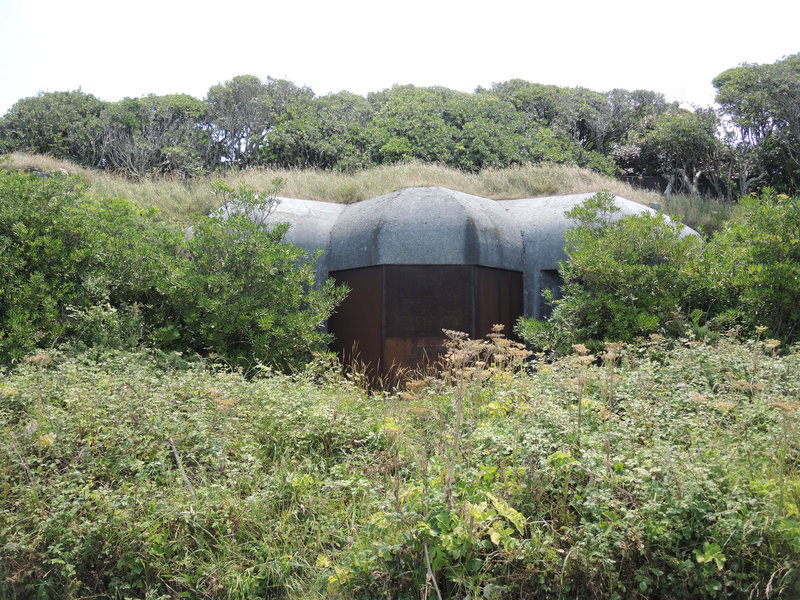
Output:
top-left (1, 0), bottom-right (798, 116)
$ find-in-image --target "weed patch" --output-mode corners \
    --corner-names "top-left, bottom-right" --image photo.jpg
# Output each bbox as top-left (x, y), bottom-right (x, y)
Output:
top-left (1, 334), bottom-right (797, 598)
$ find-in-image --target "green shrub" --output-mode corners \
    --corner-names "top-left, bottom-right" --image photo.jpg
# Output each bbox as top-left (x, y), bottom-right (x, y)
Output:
top-left (0, 168), bottom-right (168, 361)
top-left (517, 189), bottom-right (800, 354)
top-left (516, 191), bottom-right (703, 353)
top-left (704, 189), bottom-right (800, 344)
top-left (162, 180), bottom-right (348, 372)
top-left (0, 168), bottom-right (346, 371)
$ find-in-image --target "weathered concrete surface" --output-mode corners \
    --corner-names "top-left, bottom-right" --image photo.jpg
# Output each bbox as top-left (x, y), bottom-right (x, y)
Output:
top-left (327, 187), bottom-right (523, 271)
top-left (262, 197), bottom-right (345, 287)
top-left (225, 187), bottom-right (689, 320)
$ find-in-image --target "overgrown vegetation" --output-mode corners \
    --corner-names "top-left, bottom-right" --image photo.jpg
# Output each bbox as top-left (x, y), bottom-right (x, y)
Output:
top-left (0, 166), bottom-right (345, 372)
top-left (0, 170), bottom-right (797, 597)
top-left (1, 332), bottom-right (797, 598)
top-left (2, 52), bottom-right (799, 598)
top-left (517, 189), bottom-right (800, 355)
top-left (8, 151), bottom-right (730, 232)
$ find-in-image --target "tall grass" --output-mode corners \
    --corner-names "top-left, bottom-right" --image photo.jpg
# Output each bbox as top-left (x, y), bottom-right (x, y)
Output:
top-left (660, 193), bottom-right (735, 235)
top-left (5, 152), bottom-right (730, 230)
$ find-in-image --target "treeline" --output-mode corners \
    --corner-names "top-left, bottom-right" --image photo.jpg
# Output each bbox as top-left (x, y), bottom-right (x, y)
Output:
top-left (1, 55), bottom-right (798, 197)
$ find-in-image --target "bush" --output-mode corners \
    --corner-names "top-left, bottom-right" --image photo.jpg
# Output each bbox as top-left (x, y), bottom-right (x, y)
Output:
top-left (516, 191), bottom-right (703, 353)
top-left (704, 189), bottom-right (800, 344)
top-left (517, 189), bottom-right (800, 354)
top-left (0, 168), bottom-right (169, 362)
top-left (159, 180), bottom-right (348, 372)
top-left (0, 167), bottom-right (346, 371)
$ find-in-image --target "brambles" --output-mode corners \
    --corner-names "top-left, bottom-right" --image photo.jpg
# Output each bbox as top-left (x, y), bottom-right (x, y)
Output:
top-left (1, 329), bottom-right (798, 598)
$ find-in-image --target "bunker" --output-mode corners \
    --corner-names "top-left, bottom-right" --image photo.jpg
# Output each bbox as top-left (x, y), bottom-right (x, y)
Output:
top-left (239, 187), bottom-right (664, 375)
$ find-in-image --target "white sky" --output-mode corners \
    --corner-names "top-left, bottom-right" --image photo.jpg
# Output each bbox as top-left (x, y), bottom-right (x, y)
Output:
top-left (1, 0), bottom-right (798, 116)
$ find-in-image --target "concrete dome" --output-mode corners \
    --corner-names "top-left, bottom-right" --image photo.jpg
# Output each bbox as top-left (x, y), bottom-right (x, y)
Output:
top-left (223, 186), bottom-right (687, 321)
top-left (326, 187), bottom-right (523, 271)
top-left (255, 196), bottom-right (344, 287)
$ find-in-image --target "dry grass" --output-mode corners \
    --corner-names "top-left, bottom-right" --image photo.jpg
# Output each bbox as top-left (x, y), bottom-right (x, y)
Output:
top-left (221, 161), bottom-right (665, 206)
top-left (7, 152), bottom-right (718, 227)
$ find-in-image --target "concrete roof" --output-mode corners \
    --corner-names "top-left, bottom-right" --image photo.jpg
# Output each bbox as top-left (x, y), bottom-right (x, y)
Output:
top-left (327, 187), bottom-right (524, 271)
top-left (255, 187), bottom-right (661, 270)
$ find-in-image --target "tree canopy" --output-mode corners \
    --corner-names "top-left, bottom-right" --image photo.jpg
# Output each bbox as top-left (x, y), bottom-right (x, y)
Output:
top-left (3, 55), bottom-right (799, 196)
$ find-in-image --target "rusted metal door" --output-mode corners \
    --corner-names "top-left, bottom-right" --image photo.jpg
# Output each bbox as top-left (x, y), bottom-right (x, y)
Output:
top-left (329, 265), bottom-right (522, 377)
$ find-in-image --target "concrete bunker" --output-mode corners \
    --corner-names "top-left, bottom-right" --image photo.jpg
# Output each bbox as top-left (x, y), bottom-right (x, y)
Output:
top-left (243, 186), bottom-right (665, 375)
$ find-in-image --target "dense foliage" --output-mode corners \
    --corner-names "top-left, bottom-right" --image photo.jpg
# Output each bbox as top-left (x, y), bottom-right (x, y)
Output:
top-left (1, 334), bottom-right (797, 598)
top-left (0, 167), bottom-right (345, 371)
top-left (517, 189), bottom-right (800, 354)
top-left (713, 55), bottom-right (800, 194)
top-left (171, 181), bottom-right (347, 372)
top-left (703, 191), bottom-right (800, 342)
top-left (3, 54), bottom-right (799, 196)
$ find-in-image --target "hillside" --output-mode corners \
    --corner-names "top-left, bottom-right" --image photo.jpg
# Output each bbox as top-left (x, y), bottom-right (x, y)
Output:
top-left (5, 152), bottom-right (729, 231)
top-left (1, 146), bottom-right (798, 599)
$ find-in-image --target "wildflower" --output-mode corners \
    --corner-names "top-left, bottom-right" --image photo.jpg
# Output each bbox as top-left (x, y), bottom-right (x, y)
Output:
top-left (603, 341), bottom-right (626, 361)
top-left (24, 353), bottom-right (52, 367)
top-left (38, 432), bottom-right (56, 447)
top-left (572, 343), bottom-right (590, 356)
top-left (772, 398), bottom-right (798, 413)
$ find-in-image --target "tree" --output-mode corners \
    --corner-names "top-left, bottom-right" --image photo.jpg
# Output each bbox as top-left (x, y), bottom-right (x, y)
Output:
top-left (445, 92), bottom-right (526, 171)
top-left (704, 189), bottom-right (800, 343)
top-left (99, 94), bottom-right (208, 178)
top-left (606, 88), bottom-right (677, 146)
top-left (0, 168), bottom-right (171, 362)
top-left (488, 81), bottom-right (613, 151)
top-left (485, 80), bottom-right (618, 174)
top-left (366, 85), bottom-right (461, 165)
top-left (204, 75), bottom-right (313, 168)
top-left (714, 54), bottom-right (800, 193)
top-left (265, 91), bottom-right (375, 170)
top-left (0, 90), bottom-right (107, 165)
top-left (488, 80), bottom-right (563, 125)
top-left (642, 108), bottom-right (726, 198)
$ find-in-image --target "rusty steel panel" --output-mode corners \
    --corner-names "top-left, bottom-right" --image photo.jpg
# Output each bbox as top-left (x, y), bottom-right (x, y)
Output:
top-left (383, 265), bottom-right (473, 373)
top-left (383, 265), bottom-right (472, 337)
top-left (383, 336), bottom-right (446, 372)
top-left (330, 264), bottom-right (523, 378)
top-left (475, 266), bottom-right (524, 340)
top-left (329, 266), bottom-right (383, 372)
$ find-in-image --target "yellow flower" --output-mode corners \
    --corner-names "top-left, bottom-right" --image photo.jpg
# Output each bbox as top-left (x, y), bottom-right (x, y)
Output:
top-left (38, 433), bottom-right (56, 447)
